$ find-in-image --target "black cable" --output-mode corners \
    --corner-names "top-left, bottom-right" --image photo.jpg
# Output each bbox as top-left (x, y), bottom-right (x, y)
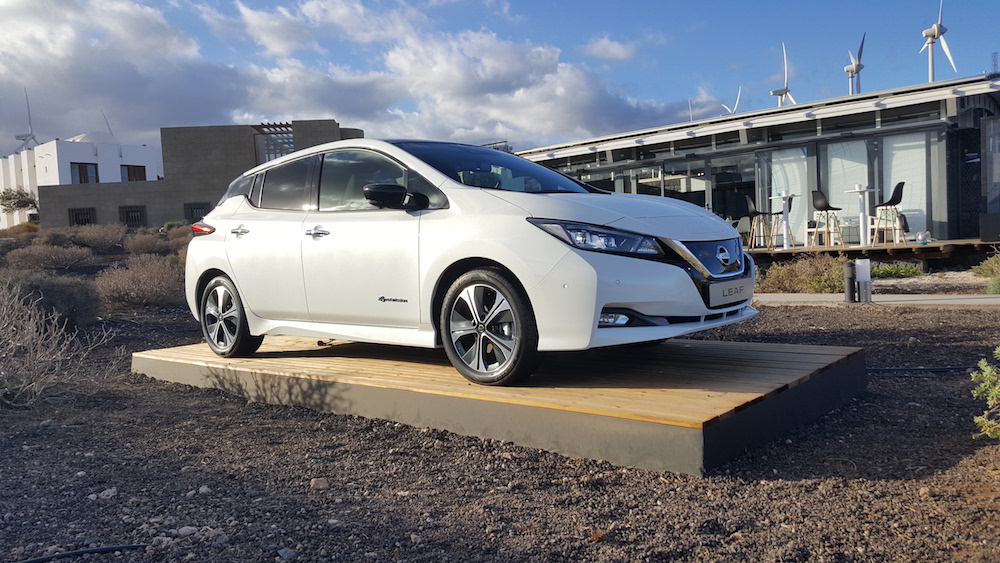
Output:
top-left (14, 545), bottom-right (148, 563)
top-left (866, 366), bottom-right (974, 373)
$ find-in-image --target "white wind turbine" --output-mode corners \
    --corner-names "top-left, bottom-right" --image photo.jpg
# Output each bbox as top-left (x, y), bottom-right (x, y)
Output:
top-left (721, 85), bottom-right (742, 114)
top-left (769, 43), bottom-right (797, 107)
top-left (845, 33), bottom-right (866, 95)
top-left (919, 0), bottom-right (957, 82)
top-left (14, 88), bottom-right (38, 153)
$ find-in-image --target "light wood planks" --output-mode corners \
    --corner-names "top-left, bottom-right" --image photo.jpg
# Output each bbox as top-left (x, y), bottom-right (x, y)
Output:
top-left (134, 336), bottom-right (862, 430)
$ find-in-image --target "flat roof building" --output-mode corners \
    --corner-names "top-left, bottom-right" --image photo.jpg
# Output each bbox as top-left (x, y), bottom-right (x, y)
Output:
top-left (519, 75), bottom-right (1000, 246)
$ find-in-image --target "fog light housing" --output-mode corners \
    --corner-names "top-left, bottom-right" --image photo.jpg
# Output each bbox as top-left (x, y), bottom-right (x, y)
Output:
top-left (599, 313), bottom-right (631, 327)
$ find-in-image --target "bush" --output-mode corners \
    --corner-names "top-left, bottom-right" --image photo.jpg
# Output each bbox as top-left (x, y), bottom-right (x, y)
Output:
top-left (0, 222), bottom-right (39, 237)
top-left (32, 229), bottom-right (73, 247)
top-left (0, 283), bottom-right (111, 407)
top-left (871, 262), bottom-right (924, 278)
top-left (124, 232), bottom-right (171, 255)
top-left (166, 226), bottom-right (193, 254)
top-left (5, 245), bottom-right (95, 270)
top-left (972, 346), bottom-right (1000, 439)
top-left (987, 277), bottom-right (1000, 295)
top-left (0, 269), bottom-right (99, 326)
top-left (71, 223), bottom-right (127, 254)
top-left (972, 254), bottom-right (1000, 279)
top-left (755, 253), bottom-right (847, 293)
top-left (94, 253), bottom-right (185, 309)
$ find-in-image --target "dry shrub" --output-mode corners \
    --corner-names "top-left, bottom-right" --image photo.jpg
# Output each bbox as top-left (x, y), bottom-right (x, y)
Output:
top-left (0, 222), bottom-right (39, 237)
top-left (32, 229), bottom-right (73, 247)
top-left (5, 245), bottom-right (95, 270)
top-left (0, 283), bottom-right (111, 407)
top-left (972, 254), bottom-right (1000, 279)
top-left (94, 253), bottom-right (185, 309)
top-left (72, 223), bottom-right (127, 253)
top-left (0, 269), bottom-right (99, 326)
top-left (756, 253), bottom-right (847, 293)
top-left (166, 226), bottom-right (193, 254)
top-left (124, 232), bottom-right (171, 255)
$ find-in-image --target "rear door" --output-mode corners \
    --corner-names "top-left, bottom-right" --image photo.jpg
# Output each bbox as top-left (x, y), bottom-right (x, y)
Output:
top-left (224, 156), bottom-right (317, 321)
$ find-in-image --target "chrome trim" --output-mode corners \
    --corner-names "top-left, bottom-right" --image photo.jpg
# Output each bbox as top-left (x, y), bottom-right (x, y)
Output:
top-left (662, 238), bottom-right (746, 280)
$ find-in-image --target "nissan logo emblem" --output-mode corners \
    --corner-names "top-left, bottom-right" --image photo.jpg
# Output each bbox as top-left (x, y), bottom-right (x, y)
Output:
top-left (716, 246), bottom-right (732, 266)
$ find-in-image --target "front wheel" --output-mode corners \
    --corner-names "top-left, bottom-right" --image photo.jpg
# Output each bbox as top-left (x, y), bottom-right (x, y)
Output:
top-left (440, 269), bottom-right (540, 386)
top-left (200, 276), bottom-right (263, 357)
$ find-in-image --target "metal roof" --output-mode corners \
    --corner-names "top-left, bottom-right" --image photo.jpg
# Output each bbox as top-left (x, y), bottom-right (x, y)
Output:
top-left (518, 75), bottom-right (1000, 162)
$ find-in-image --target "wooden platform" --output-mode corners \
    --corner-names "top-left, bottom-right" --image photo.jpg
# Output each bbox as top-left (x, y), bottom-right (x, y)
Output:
top-left (132, 337), bottom-right (865, 475)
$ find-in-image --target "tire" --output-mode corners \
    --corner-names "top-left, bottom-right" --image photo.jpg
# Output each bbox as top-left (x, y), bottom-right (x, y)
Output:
top-left (200, 276), bottom-right (263, 357)
top-left (440, 268), bottom-right (540, 386)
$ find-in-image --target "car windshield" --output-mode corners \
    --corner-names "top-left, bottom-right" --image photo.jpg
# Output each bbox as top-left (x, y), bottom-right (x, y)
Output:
top-left (393, 141), bottom-right (592, 194)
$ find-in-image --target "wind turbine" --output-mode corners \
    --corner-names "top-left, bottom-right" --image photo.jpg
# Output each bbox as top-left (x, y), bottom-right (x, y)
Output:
top-left (769, 43), bottom-right (797, 107)
top-left (919, 0), bottom-right (957, 82)
top-left (845, 33), bottom-right (866, 95)
top-left (14, 88), bottom-right (38, 153)
top-left (721, 85), bottom-right (742, 114)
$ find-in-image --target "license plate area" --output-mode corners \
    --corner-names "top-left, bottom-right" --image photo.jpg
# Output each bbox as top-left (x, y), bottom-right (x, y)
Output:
top-left (709, 277), bottom-right (754, 307)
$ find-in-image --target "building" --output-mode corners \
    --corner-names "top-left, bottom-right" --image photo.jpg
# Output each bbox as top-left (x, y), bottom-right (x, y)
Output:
top-left (0, 131), bottom-right (162, 230)
top-left (518, 75), bottom-right (1000, 245)
top-left (28, 119), bottom-right (361, 229)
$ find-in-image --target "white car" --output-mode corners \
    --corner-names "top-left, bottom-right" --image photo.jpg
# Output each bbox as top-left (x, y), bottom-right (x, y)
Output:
top-left (185, 139), bottom-right (757, 385)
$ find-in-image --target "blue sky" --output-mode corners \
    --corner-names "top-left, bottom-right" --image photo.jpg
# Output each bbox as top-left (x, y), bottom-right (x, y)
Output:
top-left (1, 0), bottom-right (997, 157)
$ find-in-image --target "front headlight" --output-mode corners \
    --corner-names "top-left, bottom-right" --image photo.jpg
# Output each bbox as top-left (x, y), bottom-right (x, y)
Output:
top-left (528, 219), bottom-right (664, 257)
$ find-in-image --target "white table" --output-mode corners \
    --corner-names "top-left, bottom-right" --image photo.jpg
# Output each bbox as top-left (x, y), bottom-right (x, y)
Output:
top-left (768, 193), bottom-right (797, 250)
top-left (845, 185), bottom-right (877, 246)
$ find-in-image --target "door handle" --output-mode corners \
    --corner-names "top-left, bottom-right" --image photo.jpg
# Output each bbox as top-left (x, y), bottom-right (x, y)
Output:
top-left (230, 226), bottom-right (249, 235)
top-left (306, 228), bottom-right (330, 237)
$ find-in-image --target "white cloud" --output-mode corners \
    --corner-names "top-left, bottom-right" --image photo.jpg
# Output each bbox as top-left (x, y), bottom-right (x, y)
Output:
top-left (584, 36), bottom-right (636, 61)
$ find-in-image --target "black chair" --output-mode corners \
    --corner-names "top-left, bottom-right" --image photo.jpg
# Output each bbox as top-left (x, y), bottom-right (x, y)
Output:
top-left (873, 182), bottom-right (905, 245)
top-left (745, 195), bottom-right (772, 249)
top-left (810, 190), bottom-right (843, 247)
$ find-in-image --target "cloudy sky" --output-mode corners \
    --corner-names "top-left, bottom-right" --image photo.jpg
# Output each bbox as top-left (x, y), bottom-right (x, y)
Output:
top-left (1, 0), bottom-right (998, 156)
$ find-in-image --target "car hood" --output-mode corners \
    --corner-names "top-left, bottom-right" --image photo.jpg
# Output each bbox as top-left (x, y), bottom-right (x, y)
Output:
top-left (486, 191), bottom-right (737, 241)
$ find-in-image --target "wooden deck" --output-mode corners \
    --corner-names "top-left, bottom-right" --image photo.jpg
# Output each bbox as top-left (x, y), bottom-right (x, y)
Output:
top-left (132, 336), bottom-right (866, 475)
top-left (750, 238), bottom-right (991, 265)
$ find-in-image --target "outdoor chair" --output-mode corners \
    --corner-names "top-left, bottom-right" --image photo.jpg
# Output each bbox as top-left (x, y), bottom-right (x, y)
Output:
top-left (872, 182), bottom-right (905, 245)
top-left (809, 190), bottom-right (844, 247)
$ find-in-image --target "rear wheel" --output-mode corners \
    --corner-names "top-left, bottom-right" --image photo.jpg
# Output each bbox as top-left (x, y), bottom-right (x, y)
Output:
top-left (200, 276), bottom-right (263, 357)
top-left (440, 269), bottom-right (540, 386)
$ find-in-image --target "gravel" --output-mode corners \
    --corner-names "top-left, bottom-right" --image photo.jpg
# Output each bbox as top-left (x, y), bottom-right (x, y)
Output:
top-left (2, 275), bottom-right (1000, 562)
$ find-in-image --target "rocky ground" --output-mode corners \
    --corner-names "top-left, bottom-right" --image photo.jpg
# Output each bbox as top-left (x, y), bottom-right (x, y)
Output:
top-left (2, 273), bottom-right (1000, 562)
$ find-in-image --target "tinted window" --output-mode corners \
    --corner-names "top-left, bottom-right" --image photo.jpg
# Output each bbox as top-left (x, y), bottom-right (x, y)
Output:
top-left (260, 156), bottom-right (315, 210)
top-left (220, 174), bottom-right (253, 205)
top-left (318, 150), bottom-right (404, 211)
top-left (394, 142), bottom-right (590, 194)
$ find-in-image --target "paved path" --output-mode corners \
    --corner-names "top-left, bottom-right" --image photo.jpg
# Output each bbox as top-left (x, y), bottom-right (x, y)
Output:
top-left (753, 293), bottom-right (1000, 306)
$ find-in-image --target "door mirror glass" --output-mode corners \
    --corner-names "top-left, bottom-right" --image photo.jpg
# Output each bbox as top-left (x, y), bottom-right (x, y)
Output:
top-left (364, 183), bottom-right (428, 210)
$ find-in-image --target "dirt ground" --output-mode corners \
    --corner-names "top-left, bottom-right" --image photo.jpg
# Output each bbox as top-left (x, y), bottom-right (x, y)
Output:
top-left (2, 273), bottom-right (1000, 562)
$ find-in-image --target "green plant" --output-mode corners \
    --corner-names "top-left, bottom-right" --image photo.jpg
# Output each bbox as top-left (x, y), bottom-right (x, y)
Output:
top-left (94, 253), bottom-right (185, 309)
top-left (123, 232), bottom-right (171, 255)
top-left (0, 283), bottom-right (110, 407)
top-left (972, 254), bottom-right (1000, 279)
top-left (987, 277), bottom-right (1000, 295)
top-left (5, 245), bottom-right (95, 270)
top-left (755, 253), bottom-right (847, 293)
top-left (972, 346), bottom-right (1000, 439)
top-left (871, 263), bottom-right (924, 278)
top-left (0, 269), bottom-right (99, 326)
top-left (71, 223), bottom-right (127, 254)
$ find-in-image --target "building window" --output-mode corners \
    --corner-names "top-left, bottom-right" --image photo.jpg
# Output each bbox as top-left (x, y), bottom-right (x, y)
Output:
top-left (184, 202), bottom-right (211, 222)
top-left (68, 207), bottom-right (97, 226)
top-left (70, 163), bottom-right (98, 184)
top-left (119, 205), bottom-right (147, 228)
top-left (121, 165), bottom-right (147, 182)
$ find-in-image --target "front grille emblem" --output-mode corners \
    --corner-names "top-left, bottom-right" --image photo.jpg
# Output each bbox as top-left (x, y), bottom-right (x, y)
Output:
top-left (716, 246), bottom-right (732, 266)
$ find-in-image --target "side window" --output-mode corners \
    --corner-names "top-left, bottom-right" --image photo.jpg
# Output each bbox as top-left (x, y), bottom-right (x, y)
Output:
top-left (259, 156), bottom-right (316, 211)
top-left (318, 150), bottom-right (405, 211)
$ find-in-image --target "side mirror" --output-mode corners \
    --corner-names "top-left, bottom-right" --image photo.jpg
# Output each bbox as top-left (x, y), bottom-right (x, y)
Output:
top-left (363, 184), bottom-right (429, 210)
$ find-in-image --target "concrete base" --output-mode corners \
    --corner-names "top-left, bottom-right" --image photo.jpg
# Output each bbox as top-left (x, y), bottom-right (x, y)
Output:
top-left (132, 337), bottom-right (865, 476)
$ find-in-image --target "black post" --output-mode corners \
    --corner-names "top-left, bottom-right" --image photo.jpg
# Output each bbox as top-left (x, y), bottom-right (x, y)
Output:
top-left (843, 262), bottom-right (857, 303)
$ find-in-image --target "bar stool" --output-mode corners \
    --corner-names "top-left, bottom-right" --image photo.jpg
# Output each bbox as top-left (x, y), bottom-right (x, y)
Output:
top-left (872, 181), bottom-right (905, 245)
top-left (810, 190), bottom-right (844, 247)
top-left (745, 195), bottom-right (772, 249)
